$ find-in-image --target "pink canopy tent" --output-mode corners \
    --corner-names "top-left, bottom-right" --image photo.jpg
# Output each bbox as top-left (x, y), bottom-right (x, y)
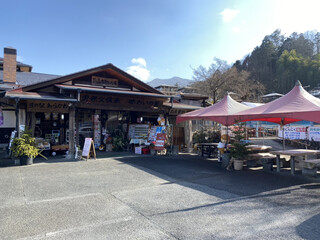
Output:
top-left (176, 93), bottom-right (251, 126)
top-left (231, 81), bottom-right (320, 125)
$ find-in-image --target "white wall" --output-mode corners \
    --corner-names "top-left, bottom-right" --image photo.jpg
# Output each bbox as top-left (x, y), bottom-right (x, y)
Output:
top-left (0, 110), bottom-right (16, 128)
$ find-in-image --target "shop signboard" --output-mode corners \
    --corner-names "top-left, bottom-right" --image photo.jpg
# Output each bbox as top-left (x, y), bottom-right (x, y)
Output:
top-left (92, 76), bottom-right (118, 87)
top-left (308, 127), bottom-right (320, 142)
top-left (277, 125), bottom-right (320, 141)
top-left (278, 126), bottom-right (307, 140)
top-left (154, 133), bottom-right (166, 150)
top-left (128, 124), bottom-right (149, 140)
top-left (27, 101), bottom-right (69, 113)
top-left (82, 137), bottom-right (96, 160)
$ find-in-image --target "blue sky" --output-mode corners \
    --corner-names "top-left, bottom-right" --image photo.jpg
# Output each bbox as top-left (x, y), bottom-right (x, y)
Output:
top-left (1, 0), bottom-right (320, 82)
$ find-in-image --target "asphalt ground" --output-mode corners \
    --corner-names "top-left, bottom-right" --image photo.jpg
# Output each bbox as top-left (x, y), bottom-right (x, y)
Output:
top-left (1, 150), bottom-right (320, 239)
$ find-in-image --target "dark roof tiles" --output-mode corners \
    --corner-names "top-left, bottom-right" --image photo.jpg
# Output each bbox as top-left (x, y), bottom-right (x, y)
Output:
top-left (0, 70), bottom-right (60, 86)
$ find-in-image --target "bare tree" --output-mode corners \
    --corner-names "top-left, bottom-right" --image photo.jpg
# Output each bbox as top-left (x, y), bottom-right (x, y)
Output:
top-left (191, 58), bottom-right (229, 103)
top-left (192, 58), bottom-right (265, 103)
top-left (225, 67), bottom-right (265, 101)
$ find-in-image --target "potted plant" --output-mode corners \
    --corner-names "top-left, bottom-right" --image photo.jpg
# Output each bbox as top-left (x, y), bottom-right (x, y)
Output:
top-left (229, 124), bottom-right (249, 170)
top-left (112, 135), bottom-right (126, 151)
top-left (11, 130), bottom-right (39, 165)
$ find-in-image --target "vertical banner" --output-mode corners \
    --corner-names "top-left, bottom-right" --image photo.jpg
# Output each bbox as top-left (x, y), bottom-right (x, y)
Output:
top-left (0, 107), bottom-right (3, 126)
top-left (93, 115), bottom-right (101, 148)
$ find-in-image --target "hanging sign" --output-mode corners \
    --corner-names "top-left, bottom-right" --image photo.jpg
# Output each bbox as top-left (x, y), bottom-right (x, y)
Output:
top-left (82, 137), bottom-right (96, 160)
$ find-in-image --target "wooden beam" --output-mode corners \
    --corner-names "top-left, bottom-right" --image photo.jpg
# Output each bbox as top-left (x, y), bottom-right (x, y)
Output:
top-left (68, 105), bottom-right (75, 156)
top-left (15, 99), bottom-right (20, 137)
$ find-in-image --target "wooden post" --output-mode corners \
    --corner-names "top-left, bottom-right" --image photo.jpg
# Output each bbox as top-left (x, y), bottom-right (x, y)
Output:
top-left (15, 98), bottom-right (20, 137)
top-left (68, 104), bottom-right (75, 156)
top-left (31, 112), bottom-right (36, 137)
top-left (26, 112), bottom-right (31, 133)
top-left (276, 155), bottom-right (280, 172)
top-left (75, 108), bottom-right (80, 147)
top-left (184, 120), bottom-right (193, 152)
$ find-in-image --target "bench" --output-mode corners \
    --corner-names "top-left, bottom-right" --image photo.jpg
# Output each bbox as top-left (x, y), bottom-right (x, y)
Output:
top-left (300, 159), bottom-right (320, 177)
top-left (302, 159), bottom-right (320, 169)
top-left (247, 153), bottom-right (277, 169)
top-left (248, 153), bottom-right (277, 162)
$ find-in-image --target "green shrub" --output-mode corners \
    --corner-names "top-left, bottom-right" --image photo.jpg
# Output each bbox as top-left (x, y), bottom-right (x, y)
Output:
top-left (11, 131), bottom-right (39, 158)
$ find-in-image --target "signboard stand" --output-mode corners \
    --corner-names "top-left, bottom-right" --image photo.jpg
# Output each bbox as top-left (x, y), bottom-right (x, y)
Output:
top-left (82, 138), bottom-right (96, 160)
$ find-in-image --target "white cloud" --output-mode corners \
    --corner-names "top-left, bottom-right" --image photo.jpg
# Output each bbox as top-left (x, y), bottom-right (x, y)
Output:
top-left (220, 8), bottom-right (240, 23)
top-left (127, 58), bottom-right (150, 81)
top-left (131, 57), bottom-right (146, 67)
top-left (232, 27), bottom-right (240, 33)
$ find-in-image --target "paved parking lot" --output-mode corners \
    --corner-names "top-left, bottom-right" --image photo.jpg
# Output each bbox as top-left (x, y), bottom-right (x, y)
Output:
top-left (1, 153), bottom-right (320, 239)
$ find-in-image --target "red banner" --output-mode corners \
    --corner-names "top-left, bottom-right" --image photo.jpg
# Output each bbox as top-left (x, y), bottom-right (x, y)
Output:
top-left (154, 133), bottom-right (166, 150)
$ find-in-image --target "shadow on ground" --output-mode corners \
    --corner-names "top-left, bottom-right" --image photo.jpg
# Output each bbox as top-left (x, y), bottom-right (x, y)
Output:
top-left (113, 152), bottom-right (319, 199)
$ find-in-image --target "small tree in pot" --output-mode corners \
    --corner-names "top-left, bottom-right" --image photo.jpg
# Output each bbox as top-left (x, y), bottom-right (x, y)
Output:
top-left (229, 124), bottom-right (249, 170)
top-left (11, 130), bottom-right (39, 165)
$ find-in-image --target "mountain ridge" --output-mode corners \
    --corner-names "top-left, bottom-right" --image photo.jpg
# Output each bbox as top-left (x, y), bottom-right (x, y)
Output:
top-left (147, 76), bottom-right (192, 88)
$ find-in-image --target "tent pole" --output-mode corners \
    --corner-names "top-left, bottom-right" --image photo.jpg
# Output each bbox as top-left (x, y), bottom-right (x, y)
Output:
top-left (226, 125), bottom-right (229, 144)
top-left (282, 118), bottom-right (285, 150)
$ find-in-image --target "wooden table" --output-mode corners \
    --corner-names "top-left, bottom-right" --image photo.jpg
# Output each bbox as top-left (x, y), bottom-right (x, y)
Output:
top-left (270, 149), bottom-right (320, 175)
top-left (198, 143), bottom-right (218, 158)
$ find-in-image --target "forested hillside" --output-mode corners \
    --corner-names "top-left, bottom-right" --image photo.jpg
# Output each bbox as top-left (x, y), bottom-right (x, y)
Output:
top-left (192, 29), bottom-right (320, 102)
top-left (237, 29), bottom-right (320, 93)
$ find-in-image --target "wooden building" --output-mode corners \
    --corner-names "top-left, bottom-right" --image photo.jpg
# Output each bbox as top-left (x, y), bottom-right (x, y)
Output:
top-left (5, 64), bottom-right (169, 155)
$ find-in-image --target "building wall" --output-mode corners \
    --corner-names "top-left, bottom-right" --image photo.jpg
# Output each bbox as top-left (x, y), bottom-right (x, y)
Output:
top-left (0, 110), bottom-right (15, 128)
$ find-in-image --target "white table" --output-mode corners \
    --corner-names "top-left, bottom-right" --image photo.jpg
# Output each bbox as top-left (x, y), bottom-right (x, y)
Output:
top-left (270, 149), bottom-right (320, 175)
